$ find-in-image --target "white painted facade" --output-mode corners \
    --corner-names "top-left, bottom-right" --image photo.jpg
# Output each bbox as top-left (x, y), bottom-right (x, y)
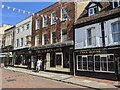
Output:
top-left (75, 23), bottom-right (103, 49)
top-left (14, 16), bottom-right (32, 50)
top-left (104, 17), bottom-right (120, 46)
top-left (75, 17), bottom-right (120, 49)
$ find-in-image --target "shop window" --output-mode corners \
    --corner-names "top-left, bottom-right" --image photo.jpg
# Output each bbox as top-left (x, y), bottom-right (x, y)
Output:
top-left (56, 54), bottom-right (62, 66)
top-left (61, 29), bottom-right (67, 42)
top-left (77, 56), bottom-right (82, 70)
top-left (111, 22), bottom-right (120, 43)
top-left (50, 53), bottom-right (55, 67)
top-left (77, 55), bottom-right (93, 71)
top-left (87, 27), bottom-right (96, 46)
top-left (63, 52), bottom-right (69, 68)
top-left (51, 12), bottom-right (57, 25)
top-left (94, 54), bottom-right (115, 72)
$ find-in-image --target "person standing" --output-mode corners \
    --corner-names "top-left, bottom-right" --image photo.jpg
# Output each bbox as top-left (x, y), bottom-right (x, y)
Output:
top-left (36, 57), bottom-right (42, 72)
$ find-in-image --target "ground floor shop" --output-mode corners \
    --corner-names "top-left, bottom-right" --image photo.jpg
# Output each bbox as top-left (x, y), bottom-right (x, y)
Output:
top-left (74, 46), bottom-right (120, 80)
top-left (13, 48), bottom-right (32, 69)
top-left (31, 46), bottom-right (74, 73)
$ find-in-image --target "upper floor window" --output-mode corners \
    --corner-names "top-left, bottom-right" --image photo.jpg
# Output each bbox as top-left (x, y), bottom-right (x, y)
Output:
top-left (26, 23), bottom-right (30, 30)
top-left (25, 36), bottom-right (29, 46)
top-left (16, 39), bottom-right (19, 47)
top-left (88, 6), bottom-right (98, 16)
top-left (36, 20), bottom-right (40, 30)
top-left (87, 27), bottom-right (96, 46)
top-left (112, 0), bottom-right (120, 8)
top-left (22, 26), bottom-right (24, 31)
top-left (61, 29), bottom-right (67, 42)
top-left (61, 7), bottom-right (68, 21)
top-left (16, 28), bottom-right (20, 34)
top-left (20, 38), bottom-right (23, 46)
top-left (43, 16), bottom-right (48, 27)
top-left (51, 12), bottom-right (57, 25)
top-left (35, 35), bottom-right (39, 46)
top-left (51, 32), bottom-right (56, 44)
top-left (42, 34), bottom-right (47, 45)
top-left (111, 22), bottom-right (120, 42)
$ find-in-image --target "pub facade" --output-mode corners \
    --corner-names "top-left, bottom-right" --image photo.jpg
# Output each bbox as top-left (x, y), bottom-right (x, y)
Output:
top-left (31, 2), bottom-right (88, 73)
top-left (74, 2), bottom-right (120, 80)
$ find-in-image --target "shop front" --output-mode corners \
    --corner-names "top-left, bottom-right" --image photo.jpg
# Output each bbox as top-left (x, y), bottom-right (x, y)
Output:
top-left (13, 48), bottom-right (31, 69)
top-left (75, 46), bottom-right (120, 80)
top-left (31, 45), bottom-right (73, 73)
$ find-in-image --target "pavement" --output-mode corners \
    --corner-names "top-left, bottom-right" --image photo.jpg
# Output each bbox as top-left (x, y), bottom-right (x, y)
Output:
top-left (3, 67), bottom-right (120, 89)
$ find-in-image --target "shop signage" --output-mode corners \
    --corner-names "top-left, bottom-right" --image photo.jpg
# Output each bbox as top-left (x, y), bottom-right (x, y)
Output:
top-left (36, 48), bottom-right (62, 53)
top-left (80, 49), bottom-right (101, 54)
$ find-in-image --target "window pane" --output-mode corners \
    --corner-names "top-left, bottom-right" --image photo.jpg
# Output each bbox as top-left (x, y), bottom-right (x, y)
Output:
top-left (52, 32), bottom-right (56, 43)
top-left (108, 55), bottom-right (114, 72)
top-left (88, 56), bottom-right (93, 70)
top-left (62, 29), bottom-right (67, 42)
top-left (101, 57), bottom-right (107, 71)
top-left (56, 54), bottom-right (62, 65)
top-left (78, 56), bottom-right (82, 69)
top-left (95, 56), bottom-right (100, 70)
top-left (83, 57), bottom-right (87, 70)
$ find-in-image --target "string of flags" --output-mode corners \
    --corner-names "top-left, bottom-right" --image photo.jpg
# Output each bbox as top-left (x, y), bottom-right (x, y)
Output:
top-left (1, 2), bottom-right (71, 21)
top-left (1, 4), bottom-right (32, 15)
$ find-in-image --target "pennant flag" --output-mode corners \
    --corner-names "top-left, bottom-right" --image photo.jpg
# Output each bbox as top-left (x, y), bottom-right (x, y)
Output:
top-left (23, 10), bottom-right (25, 14)
top-left (7, 6), bottom-right (10, 10)
top-left (18, 9), bottom-right (20, 13)
top-left (2, 5), bottom-right (4, 9)
top-left (13, 8), bottom-right (15, 11)
top-left (28, 12), bottom-right (30, 14)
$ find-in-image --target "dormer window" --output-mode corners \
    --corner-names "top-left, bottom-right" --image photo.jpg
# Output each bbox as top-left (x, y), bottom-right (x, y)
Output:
top-left (88, 6), bottom-right (98, 16)
top-left (112, 0), bottom-right (120, 8)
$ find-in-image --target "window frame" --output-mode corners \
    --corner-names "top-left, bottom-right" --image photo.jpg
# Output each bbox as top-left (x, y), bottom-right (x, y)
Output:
top-left (51, 12), bottom-right (57, 25)
top-left (43, 16), bottom-right (48, 28)
top-left (61, 7), bottom-right (68, 21)
top-left (51, 31), bottom-right (56, 44)
top-left (112, 0), bottom-right (120, 8)
top-left (61, 28), bottom-right (67, 42)
top-left (35, 19), bottom-right (40, 30)
top-left (88, 6), bottom-right (98, 16)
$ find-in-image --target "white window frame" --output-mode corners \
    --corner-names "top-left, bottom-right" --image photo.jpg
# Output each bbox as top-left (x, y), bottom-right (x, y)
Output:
top-left (35, 35), bottom-right (39, 46)
top-left (51, 12), bottom-right (57, 25)
top-left (112, 0), bottom-right (120, 8)
top-left (77, 55), bottom-right (93, 71)
top-left (61, 28), bottom-right (67, 42)
top-left (88, 6), bottom-right (98, 16)
top-left (42, 33), bottom-right (47, 45)
top-left (43, 16), bottom-right (48, 28)
top-left (51, 31), bottom-right (56, 44)
top-left (35, 19), bottom-right (40, 30)
top-left (61, 7), bottom-right (68, 21)
top-left (94, 54), bottom-right (115, 73)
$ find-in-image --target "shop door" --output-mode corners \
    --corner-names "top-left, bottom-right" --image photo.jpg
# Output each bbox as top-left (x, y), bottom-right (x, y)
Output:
top-left (55, 53), bottom-right (63, 68)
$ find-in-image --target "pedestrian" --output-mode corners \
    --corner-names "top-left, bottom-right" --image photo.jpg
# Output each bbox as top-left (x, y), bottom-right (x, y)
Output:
top-left (44, 59), bottom-right (47, 71)
top-left (36, 57), bottom-right (42, 72)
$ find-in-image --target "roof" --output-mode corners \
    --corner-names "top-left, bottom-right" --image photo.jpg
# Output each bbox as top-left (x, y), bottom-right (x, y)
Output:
top-left (74, 2), bottom-right (120, 28)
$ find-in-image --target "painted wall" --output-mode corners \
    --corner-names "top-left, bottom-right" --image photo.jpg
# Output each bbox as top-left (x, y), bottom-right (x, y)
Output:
top-left (14, 16), bottom-right (32, 50)
top-left (75, 23), bottom-right (102, 49)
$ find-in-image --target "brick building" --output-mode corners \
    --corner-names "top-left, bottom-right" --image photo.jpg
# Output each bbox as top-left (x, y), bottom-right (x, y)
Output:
top-left (30, 2), bottom-right (88, 73)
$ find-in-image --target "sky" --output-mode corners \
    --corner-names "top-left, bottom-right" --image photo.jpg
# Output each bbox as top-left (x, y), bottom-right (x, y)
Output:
top-left (1, 2), bottom-right (55, 26)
